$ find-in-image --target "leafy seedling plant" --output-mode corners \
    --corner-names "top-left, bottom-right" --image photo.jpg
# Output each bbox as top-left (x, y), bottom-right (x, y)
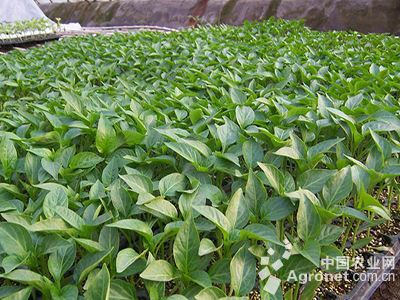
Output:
top-left (0, 19), bottom-right (399, 299)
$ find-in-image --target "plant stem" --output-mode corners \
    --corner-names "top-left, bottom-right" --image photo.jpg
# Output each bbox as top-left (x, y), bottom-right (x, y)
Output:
top-left (341, 219), bottom-right (354, 251)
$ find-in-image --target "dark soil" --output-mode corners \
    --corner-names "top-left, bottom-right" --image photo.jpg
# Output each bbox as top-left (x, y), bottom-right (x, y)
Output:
top-left (371, 260), bottom-right (400, 300)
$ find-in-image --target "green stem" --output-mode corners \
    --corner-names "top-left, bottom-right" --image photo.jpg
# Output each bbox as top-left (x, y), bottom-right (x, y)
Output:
top-left (341, 219), bottom-right (354, 251)
top-left (293, 280), bottom-right (300, 300)
top-left (388, 182), bottom-right (393, 215)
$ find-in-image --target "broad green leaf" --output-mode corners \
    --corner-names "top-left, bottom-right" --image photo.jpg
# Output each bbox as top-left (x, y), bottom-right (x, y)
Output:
top-left (195, 287), bottom-right (226, 300)
top-left (106, 219), bottom-right (153, 241)
top-left (322, 167), bottom-right (352, 207)
top-left (73, 250), bottom-right (112, 283)
top-left (73, 238), bottom-right (104, 253)
top-left (3, 287), bottom-right (32, 300)
top-left (84, 264), bottom-right (110, 300)
top-left (236, 106), bottom-right (255, 128)
top-left (240, 223), bottom-right (282, 246)
top-left (110, 180), bottom-right (132, 217)
top-left (193, 205), bottom-right (232, 235)
top-left (198, 238), bottom-right (220, 256)
top-left (24, 152), bottom-right (41, 184)
top-left (48, 243), bottom-right (76, 282)
top-left (56, 206), bottom-right (85, 230)
top-left (230, 245), bottom-right (256, 296)
top-left (260, 197), bottom-right (296, 221)
top-left (298, 169), bottom-right (334, 193)
top-left (0, 137), bottom-right (17, 179)
top-left (208, 258), bottom-right (230, 284)
top-left (0, 222), bottom-right (32, 257)
top-left (245, 169), bottom-right (267, 217)
top-left (318, 225), bottom-right (345, 245)
top-left (186, 270), bottom-right (212, 288)
top-left (230, 87), bottom-right (246, 104)
top-left (370, 130), bottom-right (392, 160)
top-left (307, 138), bottom-right (344, 160)
top-left (89, 180), bottom-right (106, 200)
top-left (119, 174), bottom-right (153, 194)
top-left (217, 117), bottom-right (239, 151)
top-left (159, 173), bottom-right (186, 196)
top-left (2, 255), bottom-right (25, 273)
top-left (173, 218), bottom-right (200, 273)
top-left (298, 239), bottom-right (320, 266)
top-left (297, 195), bottom-right (321, 241)
top-left (165, 142), bottom-right (204, 164)
top-left (102, 157), bottom-right (120, 187)
top-left (41, 158), bottom-right (61, 180)
top-left (110, 279), bottom-right (137, 300)
top-left (43, 187), bottom-right (68, 218)
top-left (258, 162), bottom-right (285, 195)
top-left (50, 285), bottom-right (78, 300)
top-left (225, 188), bottom-right (249, 229)
top-left (69, 152), bottom-right (104, 169)
top-left (358, 187), bottom-right (390, 220)
top-left (116, 248), bottom-right (141, 273)
top-left (96, 114), bottom-right (119, 155)
top-left (0, 270), bottom-right (48, 292)
top-left (140, 260), bottom-right (178, 282)
top-left (144, 197), bottom-right (178, 219)
top-left (242, 140), bottom-right (263, 169)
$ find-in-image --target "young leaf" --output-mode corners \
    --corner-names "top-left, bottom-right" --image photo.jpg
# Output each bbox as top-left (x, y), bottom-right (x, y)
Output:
top-left (73, 250), bottom-right (112, 284)
top-left (322, 167), bottom-right (352, 207)
top-left (298, 169), bottom-right (334, 194)
top-left (84, 264), bottom-right (110, 300)
top-left (217, 117), bottom-right (239, 151)
top-left (0, 223), bottom-right (33, 258)
top-left (236, 106), bottom-right (255, 128)
top-left (297, 195), bottom-right (321, 241)
top-left (140, 260), bottom-right (178, 282)
top-left (96, 114), bottom-right (119, 155)
top-left (260, 197), bottom-right (296, 221)
top-left (198, 238), bottom-right (219, 256)
top-left (48, 243), bottom-right (76, 282)
top-left (230, 245), bottom-right (256, 296)
top-left (0, 137), bottom-right (17, 180)
top-left (106, 219), bottom-right (153, 242)
top-left (242, 140), bottom-right (263, 169)
top-left (225, 188), bottom-right (249, 229)
top-left (195, 287), bottom-right (226, 300)
top-left (245, 169), bottom-right (267, 217)
top-left (41, 158), bottom-right (61, 181)
top-left (69, 152), bottom-right (104, 169)
top-left (240, 223), bottom-right (282, 246)
top-left (258, 162), bottom-right (285, 195)
top-left (159, 173), bottom-right (186, 197)
top-left (116, 248), bottom-right (141, 273)
top-left (119, 174), bottom-right (153, 194)
top-left (193, 205), bottom-right (232, 236)
top-left (173, 218), bottom-right (200, 273)
top-left (110, 279), bottom-right (137, 300)
top-left (43, 187), bottom-right (68, 218)
top-left (110, 180), bottom-right (132, 217)
top-left (230, 87), bottom-right (246, 104)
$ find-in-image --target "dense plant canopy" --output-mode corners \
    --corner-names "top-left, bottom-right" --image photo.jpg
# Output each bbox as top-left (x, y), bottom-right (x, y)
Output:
top-left (0, 18), bottom-right (58, 41)
top-left (0, 19), bottom-right (399, 299)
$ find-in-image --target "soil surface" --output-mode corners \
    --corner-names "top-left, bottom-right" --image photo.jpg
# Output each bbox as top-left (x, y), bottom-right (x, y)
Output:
top-left (371, 260), bottom-right (400, 300)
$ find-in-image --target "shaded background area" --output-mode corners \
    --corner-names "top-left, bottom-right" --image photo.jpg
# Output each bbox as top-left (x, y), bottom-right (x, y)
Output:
top-left (39, 0), bottom-right (400, 34)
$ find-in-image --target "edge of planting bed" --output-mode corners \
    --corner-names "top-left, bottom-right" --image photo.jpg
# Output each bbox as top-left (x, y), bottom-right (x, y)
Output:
top-left (339, 233), bottom-right (400, 300)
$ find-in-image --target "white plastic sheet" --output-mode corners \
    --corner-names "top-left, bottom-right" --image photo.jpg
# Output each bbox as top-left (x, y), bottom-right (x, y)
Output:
top-left (0, 0), bottom-right (47, 23)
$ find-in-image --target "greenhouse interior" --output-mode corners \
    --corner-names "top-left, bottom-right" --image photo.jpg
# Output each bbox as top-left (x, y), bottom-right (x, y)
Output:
top-left (0, 0), bottom-right (399, 299)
